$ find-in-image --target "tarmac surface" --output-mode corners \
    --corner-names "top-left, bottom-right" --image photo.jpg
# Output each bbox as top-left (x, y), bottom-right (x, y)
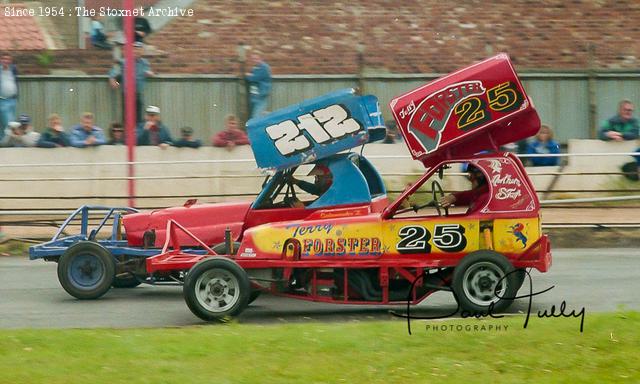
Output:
top-left (1, 248), bottom-right (638, 329)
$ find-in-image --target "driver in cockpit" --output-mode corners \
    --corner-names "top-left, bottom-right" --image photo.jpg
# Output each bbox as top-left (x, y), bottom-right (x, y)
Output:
top-left (292, 164), bottom-right (333, 197)
top-left (439, 165), bottom-right (489, 213)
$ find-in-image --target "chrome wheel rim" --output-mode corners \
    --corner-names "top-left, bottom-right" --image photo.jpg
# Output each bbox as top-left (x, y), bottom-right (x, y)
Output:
top-left (194, 268), bottom-right (240, 313)
top-left (462, 261), bottom-right (507, 307)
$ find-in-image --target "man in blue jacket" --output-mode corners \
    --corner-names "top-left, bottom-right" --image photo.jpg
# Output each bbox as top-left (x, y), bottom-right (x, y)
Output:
top-left (0, 53), bottom-right (19, 140)
top-left (70, 112), bottom-right (107, 147)
top-left (108, 42), bottom-right (155, 123)
top-left (136, 105), bottom-right (172, 148)
top-left (245, 50), bottom-right (272, 119)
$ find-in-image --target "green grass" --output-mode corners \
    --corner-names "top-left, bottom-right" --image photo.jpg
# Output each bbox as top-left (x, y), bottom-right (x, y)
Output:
top-left (0, 240), bottom-right (31, 256)
top-left (1, 312), bottom-right (638, 383)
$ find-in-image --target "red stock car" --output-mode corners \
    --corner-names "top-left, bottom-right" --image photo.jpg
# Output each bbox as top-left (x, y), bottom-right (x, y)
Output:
top-left (148, 54), bottom-right (552, 321)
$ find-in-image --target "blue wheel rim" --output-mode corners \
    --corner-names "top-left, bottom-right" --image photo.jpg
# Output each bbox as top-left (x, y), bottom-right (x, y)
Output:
top-left (68, 254), bottom-right (105, 289)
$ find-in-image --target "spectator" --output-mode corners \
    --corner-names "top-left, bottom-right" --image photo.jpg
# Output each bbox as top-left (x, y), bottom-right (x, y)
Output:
top-left (37, 113), bottom-right (70, 148)
top-left (599, 100), bottom-right (639, 141)
top-left (135, 15), bottom-right (152, 43)
top-left (104, 15), bottom-right (124, 59)
top-left (136, 105), bottom-right (172, 148)
top-left (70, 112), bottom-right (107, 148)
top-left (108, 122), bottom-right (125, 145)
top-left (245, 50), bottom-right (272, 119)
top-left (1, 115), bottom-right (40, 147)
top-left (212, 114), bottom-right (249, 149)
top-left (0, 53), bottom-right (19, 139)
top-left (89, 15), bottom-right (111, 49)
top-left (526, 125), bottom-right (560, 166)
top-left (382, 120), bottom-right (398, 144)
top-left (108, 42), bottom-right (155, 123)
top-left (174, 126), bottom-right (202, 148)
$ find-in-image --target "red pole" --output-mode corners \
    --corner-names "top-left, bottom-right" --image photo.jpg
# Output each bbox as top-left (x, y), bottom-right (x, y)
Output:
top-left (123, 0), bottom-right (136, 208)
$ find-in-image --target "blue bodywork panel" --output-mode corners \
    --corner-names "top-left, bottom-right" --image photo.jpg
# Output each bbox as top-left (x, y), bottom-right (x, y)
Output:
top-left (252, 153), bottom-right (386, 210)
top-left (247, 89), bottom-right (385, 172)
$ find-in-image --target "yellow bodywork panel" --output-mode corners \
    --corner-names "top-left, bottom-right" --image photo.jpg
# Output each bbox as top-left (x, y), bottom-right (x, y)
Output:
top-left (493, 217), bottom-right (540, 253)
top-left (250, 221), bottom-right (384, 257)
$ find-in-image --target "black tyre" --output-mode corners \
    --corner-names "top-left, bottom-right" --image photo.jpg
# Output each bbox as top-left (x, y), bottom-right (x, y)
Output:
top-left (57, 242), bottom-right (115, 299)
top-left (513, 268), bottom-right (526, 292)
top-left (248, 289), bottom-right (261, 304)
top-left (452, 250), bottom-right (518, 313)
top-left (183, 257), bottom-right (250, 321)
top-left (112, 274), bottom-right (141, 288)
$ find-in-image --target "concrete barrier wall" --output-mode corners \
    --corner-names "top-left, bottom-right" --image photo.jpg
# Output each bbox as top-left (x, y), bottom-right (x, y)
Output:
top-left (0, 139), bottom-right (637, 210)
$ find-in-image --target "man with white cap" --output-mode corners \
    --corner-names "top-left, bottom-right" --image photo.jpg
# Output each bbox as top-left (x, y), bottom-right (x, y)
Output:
top-left (136, 105), bottom-right (172, 148)
top-left (1, 114), bottom-right (40, 147)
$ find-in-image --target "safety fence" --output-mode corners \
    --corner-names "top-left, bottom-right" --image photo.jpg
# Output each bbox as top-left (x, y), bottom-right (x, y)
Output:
top-left (1, 150), bottom-right (639, 236)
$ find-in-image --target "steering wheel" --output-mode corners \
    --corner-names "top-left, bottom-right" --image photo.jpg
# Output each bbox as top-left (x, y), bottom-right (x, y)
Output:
top-left (431, 180), bottom-right (448, 216)
top-left (283, 174), bottom-right (299, 207)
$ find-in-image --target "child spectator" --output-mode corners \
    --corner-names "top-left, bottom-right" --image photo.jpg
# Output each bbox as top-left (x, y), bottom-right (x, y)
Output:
top-left (599, 100), bottom-right (639, 141)
top-left (1, 114), bottom-right (40, 147)
top-left (212, 114), bottom-right (249, 149)
top-left (70, 112), bottom-right (107, 147)
top-left (136, 105), bottom-right (172, 148)
top-left (108, 122), bottom-right (125, 145)
top-left (37, 113), bottom-right (70, 147)
top-left (174, 126), bottom-right (202, 148)
top-left (526, 125), bottom-right (560, 166)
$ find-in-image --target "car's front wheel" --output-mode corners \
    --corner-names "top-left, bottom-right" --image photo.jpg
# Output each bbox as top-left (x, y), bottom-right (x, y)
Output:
top-left (452, 250), bottom-right (518, 313)
top-left (183, 258), bottom-right (250, 321)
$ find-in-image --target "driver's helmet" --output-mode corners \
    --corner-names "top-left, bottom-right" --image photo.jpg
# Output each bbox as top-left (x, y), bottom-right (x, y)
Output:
top-left (308, 164), bottom-right (333, 190)
top-left (467, 165), bottom-right (486, 185)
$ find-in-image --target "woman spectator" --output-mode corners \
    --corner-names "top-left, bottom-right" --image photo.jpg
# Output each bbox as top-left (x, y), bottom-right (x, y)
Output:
top-left (526, 125), bottom-right (560, 166)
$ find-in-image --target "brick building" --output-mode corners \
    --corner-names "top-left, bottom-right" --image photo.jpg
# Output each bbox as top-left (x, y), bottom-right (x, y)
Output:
top-left (1, 0), bottom-right (639, 75)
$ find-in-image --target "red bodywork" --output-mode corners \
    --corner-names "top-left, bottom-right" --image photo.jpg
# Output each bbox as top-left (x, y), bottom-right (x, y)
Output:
top-left (390, 53), bottom-right (540, 168)
top-left (123, 198), bottom-right (389, 248)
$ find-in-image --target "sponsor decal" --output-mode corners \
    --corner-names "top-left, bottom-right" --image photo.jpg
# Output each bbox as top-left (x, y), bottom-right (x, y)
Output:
top-left (240, 247), bottom-right (256, 257)
top-left (509, 223), bottom-right (528, 248)
top-left (301, 237), bottom-right (382, 257)
top-left (286, 223), bottom-right (334, 238)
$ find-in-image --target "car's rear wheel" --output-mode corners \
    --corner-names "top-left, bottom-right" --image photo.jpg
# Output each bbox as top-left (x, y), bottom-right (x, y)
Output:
top-left (183, 258), bottom-right (250, 321)
top-left (452, 250), bottom-right (518, 313)
top-left (57, 242), bottom-right (115, 299)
